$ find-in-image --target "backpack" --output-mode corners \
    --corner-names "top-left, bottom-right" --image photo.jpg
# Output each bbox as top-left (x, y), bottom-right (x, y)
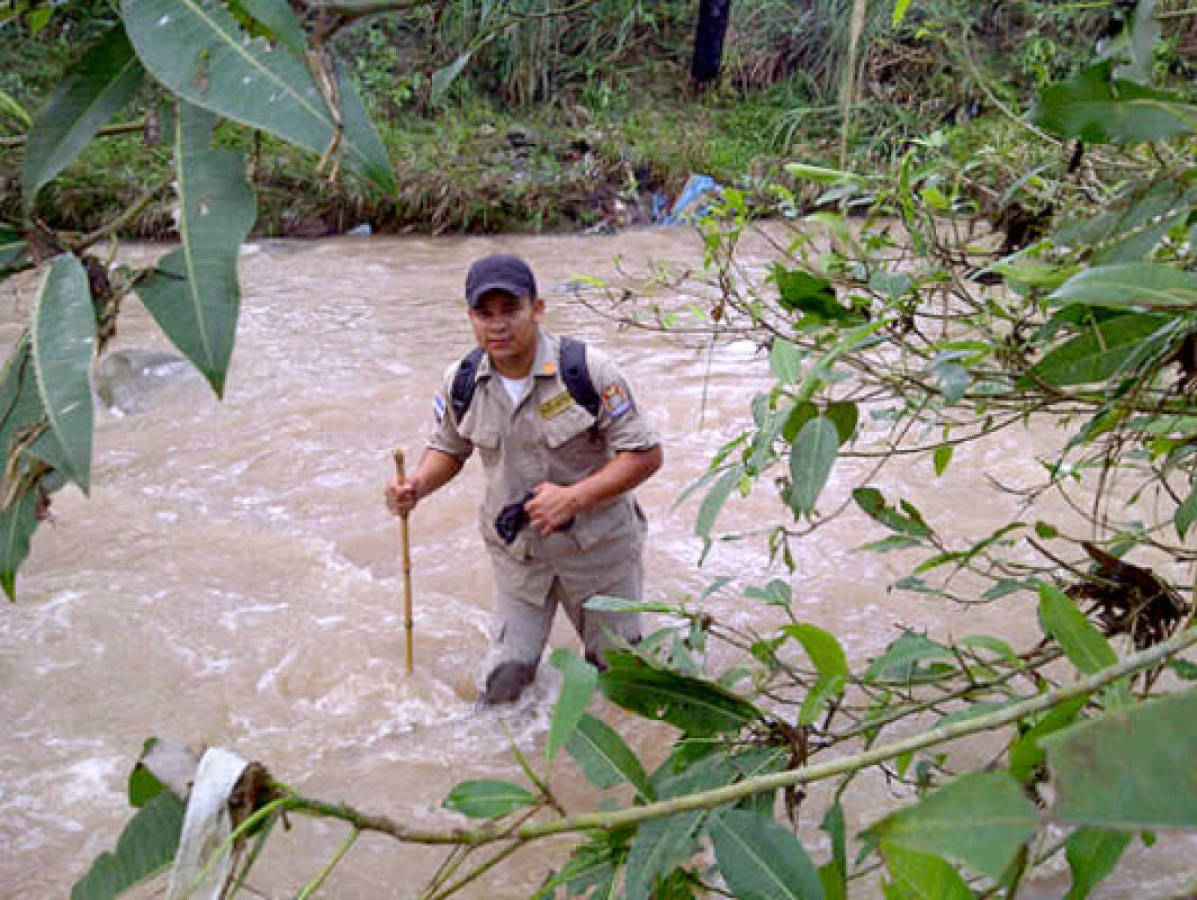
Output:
top-left (450, 336), bottom-right (600, 424)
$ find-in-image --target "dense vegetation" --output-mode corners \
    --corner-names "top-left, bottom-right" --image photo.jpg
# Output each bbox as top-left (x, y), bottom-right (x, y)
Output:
top-left (3, 0), bottom-right (1193, 234)
top-left (1, 0), bottom-right (1195, 898)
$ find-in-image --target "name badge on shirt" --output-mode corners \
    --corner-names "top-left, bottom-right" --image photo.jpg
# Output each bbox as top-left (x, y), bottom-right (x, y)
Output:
top-left (538, 391), bottom-right (574, 419)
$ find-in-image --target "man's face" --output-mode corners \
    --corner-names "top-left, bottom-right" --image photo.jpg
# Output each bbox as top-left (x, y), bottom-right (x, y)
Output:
top-left (468, 290), bottom-right (544, 373)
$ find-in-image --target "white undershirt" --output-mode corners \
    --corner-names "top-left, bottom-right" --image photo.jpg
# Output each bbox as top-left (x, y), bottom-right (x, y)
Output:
top-left (497, 373), bottom-right (531, 405)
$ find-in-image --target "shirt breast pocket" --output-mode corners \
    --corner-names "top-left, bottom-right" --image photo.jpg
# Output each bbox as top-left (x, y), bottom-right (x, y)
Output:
top-left (541, 405), bottom-right (596, 449)
top-left (460, 416), bottom-right (501, 452)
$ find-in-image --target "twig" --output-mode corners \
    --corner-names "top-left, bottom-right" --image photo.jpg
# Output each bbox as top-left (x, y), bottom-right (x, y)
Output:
top-left (68, 169), bottom-right (174, 253)
top-left (0, 119), bottom-right (146, 149)
top-left (296, 827), bottom-right (359, 899)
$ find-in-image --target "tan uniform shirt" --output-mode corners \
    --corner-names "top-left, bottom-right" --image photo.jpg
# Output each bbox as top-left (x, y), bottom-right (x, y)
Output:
top-left (427, 329), bottom-right (659, 606)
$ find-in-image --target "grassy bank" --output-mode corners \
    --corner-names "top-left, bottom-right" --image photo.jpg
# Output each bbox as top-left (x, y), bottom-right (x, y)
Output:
top-left (2, 0), bottom-right (1193, 238)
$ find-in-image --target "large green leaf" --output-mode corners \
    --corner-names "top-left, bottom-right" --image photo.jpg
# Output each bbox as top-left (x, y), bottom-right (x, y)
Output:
top-left (623, 810), bottom-right (705, 900)
top-left (1036, 584), bottom-right (1116, 674)
top-left (546, 649), bottom-right (597, 763)
top-left (565, 713), bottom-right (654, 801)
top-left (788, 416), bottom-right (839, 516)
top-left (0, 488), bottom-right (39, 601)
top-left (781, 623), bottom-right (849, 678)
top-left (136, 102), bottom-right (254, 396)
top-left (234, 0), bottom-right (307, 56)
top-left (864, 631), bottom-right (954, 683)
top-left (880, 844), bottom-right (972, 900)
top-left (70, 790), bottom-right (186, 900)
top-left (1033, 62), bottom-right (1197, 144)
top-left (1064, 828), bottom-right (1131, 900)
top-left (21, 24), bottom-right (145, 214)
top-left (597, 652), bottom-right (760, 738)
top-left (1043, 687), bottom-right (1197, 830)
top-left (442, 780), bottom-right (535, 819)
top-left (709, 809), bottom-right (823, 900)
top-left (31, 254), bottom-right (94, 492)
top-left (1023, 313), bottom-right (1167, 387)
top-left (120, 0), bottom-right (394, 193)
top-left (869, 772), bottom-right (1039, 880)
top-left (1051, 263), bottom-right (1197, 312)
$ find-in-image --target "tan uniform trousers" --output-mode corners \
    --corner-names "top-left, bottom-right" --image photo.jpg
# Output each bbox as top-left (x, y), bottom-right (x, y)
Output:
top-left (487, 527), bottom-right (644, 669)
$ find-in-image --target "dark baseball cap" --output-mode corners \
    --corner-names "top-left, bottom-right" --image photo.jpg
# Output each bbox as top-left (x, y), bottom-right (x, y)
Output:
top-left (465, 254), bottom-right (538, 307)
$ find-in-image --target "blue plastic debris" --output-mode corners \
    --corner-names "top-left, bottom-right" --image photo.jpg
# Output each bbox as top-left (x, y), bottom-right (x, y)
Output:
top-left (660, 174), bottom-right (720, 225)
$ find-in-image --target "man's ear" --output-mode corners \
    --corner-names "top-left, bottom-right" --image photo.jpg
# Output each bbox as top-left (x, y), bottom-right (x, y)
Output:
top-left (531, 297), bottom-right (546, 320)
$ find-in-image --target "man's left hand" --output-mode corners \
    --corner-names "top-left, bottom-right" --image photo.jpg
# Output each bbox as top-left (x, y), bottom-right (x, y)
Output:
top-left (526, 483), bottom-right (580, 536)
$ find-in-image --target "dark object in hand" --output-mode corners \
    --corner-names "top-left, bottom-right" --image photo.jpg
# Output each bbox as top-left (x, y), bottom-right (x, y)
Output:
top-left (494, 491), bottom-right (573, 543)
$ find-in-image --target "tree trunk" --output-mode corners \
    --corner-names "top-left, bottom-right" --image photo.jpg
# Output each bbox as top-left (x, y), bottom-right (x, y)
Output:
top-left (690, 0), bottom-right (731, 88)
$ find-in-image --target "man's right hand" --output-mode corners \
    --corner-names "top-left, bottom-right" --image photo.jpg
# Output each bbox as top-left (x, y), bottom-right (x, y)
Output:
top-left (385, 476), bottom-right (421, 517)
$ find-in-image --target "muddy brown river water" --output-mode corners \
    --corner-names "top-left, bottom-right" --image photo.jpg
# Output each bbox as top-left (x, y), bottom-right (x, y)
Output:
top-left (0, 230), bottom-right (1193, 898)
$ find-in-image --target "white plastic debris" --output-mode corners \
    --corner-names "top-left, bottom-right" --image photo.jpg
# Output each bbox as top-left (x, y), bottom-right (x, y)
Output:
top-left (167, 748), bottom-right (250, 900)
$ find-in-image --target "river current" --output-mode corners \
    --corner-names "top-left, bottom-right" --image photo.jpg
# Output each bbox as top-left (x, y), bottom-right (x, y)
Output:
top-left (0, 230), bottom-right (1192, 897)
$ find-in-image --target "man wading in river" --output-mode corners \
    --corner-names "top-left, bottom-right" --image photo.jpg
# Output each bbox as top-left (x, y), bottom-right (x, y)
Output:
top-left (385, 254), bottom-right (663, 705)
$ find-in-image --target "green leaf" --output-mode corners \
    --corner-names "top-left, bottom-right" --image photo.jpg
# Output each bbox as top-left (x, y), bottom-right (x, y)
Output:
top-left (782, 401), bottom-right (818, 442)
top-left (853, 487), bottom-right (932, 537)
top-left (818, 802), bottom-right (847, 900)
top-left (334, 62), bottom-right (395, 195)
top-left (880, 844), bottom-right (973, 900)
top-left (784, 163), bottom-right (866, 187)
top-left (781, 623), bottom-right (848, 678)
top-left (70, 790), bottom-right (186, 900)
top-left (624, 811), bottom-right (704, 899)
top-left (1050, 263), bottom-right (1197, 312)
top-left (933, 445), bottom-right (952, 477)
top-left (865, 631), bottom-right (954, 683)
top-left (1023, 313), bottom-right (1166, 387)
top-left (136, 103), bottom-right (255, 396)
top-left (21, 24), bottom-right (145, 213)
top-left (774, 265), bottom-right (857, 324)
top-left (1064, 828), bottom-right (1131, 900)
top-left (1036, 584), bottom-right (1116, 674)
top-left (0, 487), bottom-right (40, 601)
top-left (770, 339), bottom-right (804, 384)
top-left (236, 0), bottom-right (308, 57)
top-left (1043, 687), bottom-right (1197, 830)
top-left (825, 402), bottom-right (858, 445)
top-left (1175, 484), bottom-right (1196, 541)
top-left (958, 634), bottom-right (1018, 666)
top-left (745, 578), bottom-right (792, 607)
top-left (32, 254), bottom-right (95, 492)
top-left (859, 535), bottom-right (924, 552)
top-left (935, 362), bottom-right (968, 405)
top-left (788, 417), bottom-right (839, 516)
top-left (892, 0), bottom-right (914, 26)
top-left (709, 809), bottom-right (823, 900)
top-left (869, 772), bottom-right (1039, 880)
top-left (430, 51), bottom-right (473, 105)
top-left (565, 713), bottom-right (654, 801)
top-left (546, 649), bottom-right (597, 763)
top-left (695, 465), bottom-right (742, 543)
top-left (121, 0), bottom-right (394, 193)
top-left (584, 595), bottom-right (677, 614)
top-left (799, 673), bottom-right (846, 726)
top-left (535, 840), bottom-right (622, 900)
top-left (128, 737), bottom-right (167, 808)
top-left (1008, 695), bottom-right (1089, 784)
top-left (1033, 62), bottom-right (1197, 144)
top-left (598, 652), bottom-right (760, 738)
top-left (442, 780), bottom-right (535, 819)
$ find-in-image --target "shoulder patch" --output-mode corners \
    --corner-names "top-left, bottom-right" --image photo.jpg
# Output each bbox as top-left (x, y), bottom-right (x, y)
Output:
top-left (433, 392), bottom-right (446, 422)
top-left (601, 381), bottom-right (632, 419)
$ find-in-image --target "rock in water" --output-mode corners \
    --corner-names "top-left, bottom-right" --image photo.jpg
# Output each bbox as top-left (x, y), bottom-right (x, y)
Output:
top-left (94, 349), bottom-right (203, 415)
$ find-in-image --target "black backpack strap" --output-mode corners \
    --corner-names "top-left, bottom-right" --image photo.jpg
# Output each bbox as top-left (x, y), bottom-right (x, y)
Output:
top-left (559, 337), bottom-right (601, 417)
top-left (450, 346), bottom-right (485, 424)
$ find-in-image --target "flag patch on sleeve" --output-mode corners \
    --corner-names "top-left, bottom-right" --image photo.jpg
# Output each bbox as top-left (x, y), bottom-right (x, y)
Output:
top-left (433, 392), bottom-right (446, 422)
top-left (601, 382), bottom-right (632, 419)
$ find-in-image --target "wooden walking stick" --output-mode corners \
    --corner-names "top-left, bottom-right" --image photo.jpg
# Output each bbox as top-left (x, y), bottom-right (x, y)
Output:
top-left (393, 449), bottom-right (414, 674)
